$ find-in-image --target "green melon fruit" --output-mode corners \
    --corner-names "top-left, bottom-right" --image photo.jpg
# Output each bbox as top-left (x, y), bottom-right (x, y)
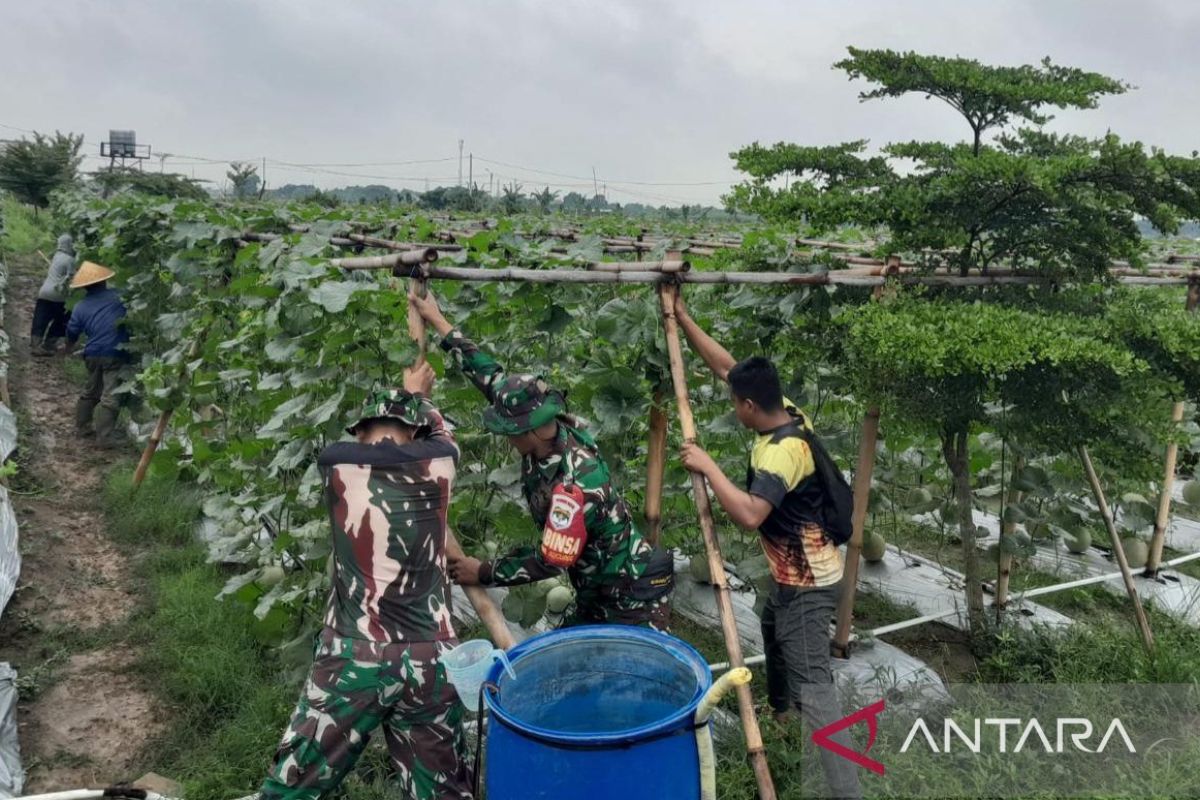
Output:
top-left (690, 556), bottom-right (713, 584)
top-left (906, 487), bottom-right (933, 508)
top-left (531, 578), bottom-right (557, 598)
top-left (1183, 481), bottom-right (1200, 507)
top-left (259, 565), bottom-right (286, 587)
top-left (862, 532), bottom-right (887, 563)
top-left (546, 585), bottom-right (574, 614)
top-left (1121, 537), bottom-right (1149, 569)
top-left (1064, 529), bottom-right (1092, 554)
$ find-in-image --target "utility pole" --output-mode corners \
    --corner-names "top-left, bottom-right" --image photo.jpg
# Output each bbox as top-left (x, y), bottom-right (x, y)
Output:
top-left (260, 156), bottom-right (267, 199)
top-left (592, 166), bottom-right (599, 198)
top-left (468, 152), bottom-right (473, 191)
top-left (458, 139), bottom-right (464, 186)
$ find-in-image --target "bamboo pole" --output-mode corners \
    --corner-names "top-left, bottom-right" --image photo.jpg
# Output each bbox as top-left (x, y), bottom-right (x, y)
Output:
top-left (346, 233), bottom-right (463, 253)
top-left (832, 406), bottom-right (880, 658)
top-left (330, 249), bottom-right (439, 270)
top-left (132, 335), bottom-right (206, 489)
top-left (1077, 445), bottom-right (1155, 653)
top-left (644, 387), bottom-right (668, 547)
top-left (657, 279), bottom-right (776, 800)
top-left (993, 454), bottom-right (1025, 615)
top-left (1147, 280), bottom-right (1199, 574)
top-left (327, 261), bottom-right (1195, 287)
top-left (403, 280), bottom-right (514, 649)
top-left (587, 259), bottom-right (690, 274)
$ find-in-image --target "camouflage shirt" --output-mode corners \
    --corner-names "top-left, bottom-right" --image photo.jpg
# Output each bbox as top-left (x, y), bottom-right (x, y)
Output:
top-left (318, 398), bottom-right (458, 643)
top-left (440, 331), bottom-right (655, 613)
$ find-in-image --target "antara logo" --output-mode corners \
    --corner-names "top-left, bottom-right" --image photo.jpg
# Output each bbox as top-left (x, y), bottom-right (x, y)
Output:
top-left (814, 699), bottom-right (1137, 775)
top-left (812, 700), bottom-right (887, 775)
top-left (900, 717), bottom-right (1137, 754)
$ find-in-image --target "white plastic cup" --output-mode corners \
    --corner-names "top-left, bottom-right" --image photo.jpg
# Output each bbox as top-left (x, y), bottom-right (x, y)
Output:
top-left (443, 639), bottom-right (516, 710)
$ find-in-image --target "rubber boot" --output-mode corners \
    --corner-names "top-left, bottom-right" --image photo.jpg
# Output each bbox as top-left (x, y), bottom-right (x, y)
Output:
top-left (76, 396), bottom-right (97, 437)
top-left (94, 405), bottom-right (120, 445)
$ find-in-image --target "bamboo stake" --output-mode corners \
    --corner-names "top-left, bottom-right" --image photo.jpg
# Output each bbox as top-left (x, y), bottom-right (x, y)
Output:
top-left (994, 454), bottom-right (1025, 615)
top-left (832, 255), bottom-right (898, 656)
top-left (132, 335), bottom-right (206, 489)
top-left (644, 387), bottom-right (668, 547)
top-left (1078, 445), bottom-right (1155, 653)
top-left (403, 281), bottom-right (514, 650)
top-left (1147, 280), bottom-right (1199, 574)
top-left (832, 405), bottom-right (880, 658)
top-left (657, 280), bottom-right (776, 800)
top-left (36, 250), bottom-right (51, 265)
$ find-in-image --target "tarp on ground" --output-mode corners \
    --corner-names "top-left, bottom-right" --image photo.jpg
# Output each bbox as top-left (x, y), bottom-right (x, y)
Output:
top-left (0, 663), bottom-right (23, 799)
top-left (0, 486), bottom-right (18, 619)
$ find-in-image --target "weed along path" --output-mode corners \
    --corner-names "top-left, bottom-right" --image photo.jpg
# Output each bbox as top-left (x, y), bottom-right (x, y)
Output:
top-left (0, 254), bottom-right (161, 791)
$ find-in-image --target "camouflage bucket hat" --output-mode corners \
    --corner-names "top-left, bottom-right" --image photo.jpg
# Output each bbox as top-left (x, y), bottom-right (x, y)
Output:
top-left (346, 389), bottom-right (426, 435)
top-left (482, 374), bottom-right (567, 435)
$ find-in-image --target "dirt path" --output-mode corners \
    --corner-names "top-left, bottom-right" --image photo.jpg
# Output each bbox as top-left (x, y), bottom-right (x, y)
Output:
top-left (0, 254), bottom-right (160, 791)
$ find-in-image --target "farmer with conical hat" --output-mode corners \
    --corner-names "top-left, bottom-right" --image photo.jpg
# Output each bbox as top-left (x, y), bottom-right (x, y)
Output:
top-left (30, 233), bottom-right (75, 355)
top-left (259, 361), bottom-right (474, 800)
top-left (64, 261), bottom-right (133, 445)
top-left (410, 291), bottom-right (674, 632)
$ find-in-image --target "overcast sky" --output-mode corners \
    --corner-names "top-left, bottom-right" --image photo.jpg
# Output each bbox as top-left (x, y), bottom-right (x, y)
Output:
top-left (3, 0), bottom-right (1199, 205)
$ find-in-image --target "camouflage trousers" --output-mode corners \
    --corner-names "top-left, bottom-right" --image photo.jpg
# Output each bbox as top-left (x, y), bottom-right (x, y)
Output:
top-left (260, 629), bottom-right (473, 800)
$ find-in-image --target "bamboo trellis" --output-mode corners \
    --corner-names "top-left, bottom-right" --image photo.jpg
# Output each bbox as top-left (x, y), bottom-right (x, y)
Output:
top-left (131, 226), bottom-right (1200, 799)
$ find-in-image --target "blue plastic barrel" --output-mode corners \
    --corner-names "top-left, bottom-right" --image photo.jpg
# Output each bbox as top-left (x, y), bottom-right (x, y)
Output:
top-left (483, 625), bottom-right (712, 799)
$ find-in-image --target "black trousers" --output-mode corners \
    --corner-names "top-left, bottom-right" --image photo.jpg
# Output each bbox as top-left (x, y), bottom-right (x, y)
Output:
top-left (31, 299), bottom-right (69, 345)
top-left (762, 579), bottom-right (863, 799)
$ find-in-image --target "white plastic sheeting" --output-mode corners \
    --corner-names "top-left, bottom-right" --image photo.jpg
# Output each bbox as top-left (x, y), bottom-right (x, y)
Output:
top-left (0, 663), bottom-right (23, 799)
top-left (0, 485), bottom-right (16, 620)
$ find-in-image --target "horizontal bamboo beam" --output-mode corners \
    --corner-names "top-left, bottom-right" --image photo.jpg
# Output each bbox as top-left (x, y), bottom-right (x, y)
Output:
top-left (346, 233), bottom-right (463, 252)
top-left (330, 261), bottom-right (1195, 287)
top-left (587, 259), bottom-right (690, 274)
top-left (331, 249), bottom-right (439, 269)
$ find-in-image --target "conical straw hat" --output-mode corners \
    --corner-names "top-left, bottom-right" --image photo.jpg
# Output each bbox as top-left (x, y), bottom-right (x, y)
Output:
top-left (70, 261), bottom-right (115, 289)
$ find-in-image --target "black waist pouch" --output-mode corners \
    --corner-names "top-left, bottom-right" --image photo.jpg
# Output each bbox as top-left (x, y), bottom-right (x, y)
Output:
top-left (627, 546), bottom-right (675, 602)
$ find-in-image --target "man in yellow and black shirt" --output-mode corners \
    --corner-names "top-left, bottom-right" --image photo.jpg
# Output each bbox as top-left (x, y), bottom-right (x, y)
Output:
top-left (674, 294), bottom-right (861, 800)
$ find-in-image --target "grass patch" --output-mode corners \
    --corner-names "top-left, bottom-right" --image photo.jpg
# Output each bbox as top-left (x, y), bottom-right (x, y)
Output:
top-left (102, 467), bottom-right (297, 800)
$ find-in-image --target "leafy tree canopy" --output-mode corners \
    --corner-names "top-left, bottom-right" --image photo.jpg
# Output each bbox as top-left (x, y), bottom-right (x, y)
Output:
top-left (727, 48), bottom-right (1200, 280)
top-left (0, 130), bottom-right (84, 208)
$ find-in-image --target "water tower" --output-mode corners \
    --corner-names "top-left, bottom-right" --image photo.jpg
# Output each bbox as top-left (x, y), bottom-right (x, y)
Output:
top-left (101, 130), bottom-right (151, 170)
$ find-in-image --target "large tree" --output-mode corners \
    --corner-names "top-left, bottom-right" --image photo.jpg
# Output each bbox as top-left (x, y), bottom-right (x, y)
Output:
top-left (727, 49), bottom-right (1200, 279)
top-left (0, 131), bottom-right (84, 209)
top-left (728, 49), bottom-right (1200, 633)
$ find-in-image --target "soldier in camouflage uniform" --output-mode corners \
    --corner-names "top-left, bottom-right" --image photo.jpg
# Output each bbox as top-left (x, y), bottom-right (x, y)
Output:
top-left (260, 362), bottom-right (474, 800)
top-left (410, 292), bottom-right (674, 631)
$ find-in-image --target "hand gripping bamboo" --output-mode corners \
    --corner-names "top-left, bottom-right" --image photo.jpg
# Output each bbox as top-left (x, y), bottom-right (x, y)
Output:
top-left (405, 278), bottom-right (514, 650)
top-left (657, 280), bottom-right (777, 800)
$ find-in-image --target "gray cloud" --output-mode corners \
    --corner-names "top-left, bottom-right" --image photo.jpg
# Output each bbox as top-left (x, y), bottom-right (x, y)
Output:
top-left (2, 0), bottom-right (1197, 204)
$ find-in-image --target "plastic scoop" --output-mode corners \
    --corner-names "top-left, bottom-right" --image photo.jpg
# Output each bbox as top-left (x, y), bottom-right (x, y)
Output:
top-left (443, 639), bottom-right (516, 709)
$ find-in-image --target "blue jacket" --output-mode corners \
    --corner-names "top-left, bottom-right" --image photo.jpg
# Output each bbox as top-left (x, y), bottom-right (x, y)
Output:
top-left (67, 288), bottom-right (130, 359)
